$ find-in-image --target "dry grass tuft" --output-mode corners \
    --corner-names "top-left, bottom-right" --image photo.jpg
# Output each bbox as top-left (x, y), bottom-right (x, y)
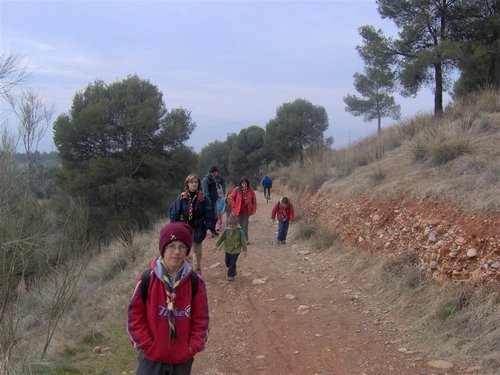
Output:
top-left (369, 163), bottom-right (386, 184)
top-left (295, 222), bottom-right (339, 250)
top-left (448, 88), bottom-right (500, 117)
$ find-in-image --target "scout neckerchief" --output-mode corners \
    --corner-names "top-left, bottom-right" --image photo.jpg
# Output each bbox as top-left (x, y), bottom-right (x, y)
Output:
top-left (241, 187), bottom-right (248, 208)
top-left (159, 258), bottom-right (185, 340)
top-left (187, 191), bottom-right (197, 223)
top-left (280, 204), bottom-right (288, 221)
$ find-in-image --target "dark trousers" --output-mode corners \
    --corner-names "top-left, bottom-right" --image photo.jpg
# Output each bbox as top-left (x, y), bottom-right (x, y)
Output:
top-left (225, 252), bottom-right (240, 277)
top-left (136, 350), bottom-right (194, 375)
top-left (277, 220), bottom-right (289, 242)
top-left (237, 213), bottom-right (249, 242)
top-left (263, 186), bottom-right (271, 197)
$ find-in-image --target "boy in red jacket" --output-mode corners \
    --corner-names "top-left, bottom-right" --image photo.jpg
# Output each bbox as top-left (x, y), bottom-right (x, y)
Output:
top-left (128, 222), bottom-right (209, 375)
top-left (271, 196), bottom-right (295, 244)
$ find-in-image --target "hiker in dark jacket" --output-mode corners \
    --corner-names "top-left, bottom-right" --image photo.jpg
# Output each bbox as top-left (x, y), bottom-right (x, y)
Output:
top-left (261, 175), bottom-right (272, 198)
top-left (169, 174), bottom-right (215, 274)
top-left (201, 166), bottom-right (221, 236)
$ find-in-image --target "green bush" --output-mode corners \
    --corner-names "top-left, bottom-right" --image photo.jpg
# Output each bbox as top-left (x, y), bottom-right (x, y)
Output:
top-left (295, 223), bottom-right (316, 240)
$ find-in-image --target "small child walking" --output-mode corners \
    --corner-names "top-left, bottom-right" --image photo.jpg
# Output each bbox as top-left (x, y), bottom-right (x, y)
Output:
top-left (271, 196), bottom-right (295, 244)
top-left (214, 216), bottom-right (247, 281)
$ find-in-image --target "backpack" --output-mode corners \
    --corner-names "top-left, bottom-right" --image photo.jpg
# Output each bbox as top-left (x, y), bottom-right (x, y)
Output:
top-left (223, 226), bottom-right (244, 240)
top-left (140, 269), bottom-right (199, 305)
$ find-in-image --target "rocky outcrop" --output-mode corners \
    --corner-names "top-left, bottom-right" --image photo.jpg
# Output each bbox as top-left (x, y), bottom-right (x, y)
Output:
top-left (300, 192), bottom-right (500, 285)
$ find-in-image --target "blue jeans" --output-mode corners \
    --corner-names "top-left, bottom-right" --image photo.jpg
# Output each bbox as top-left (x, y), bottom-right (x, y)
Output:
top-left (277, 220), bottom-right (289, 242)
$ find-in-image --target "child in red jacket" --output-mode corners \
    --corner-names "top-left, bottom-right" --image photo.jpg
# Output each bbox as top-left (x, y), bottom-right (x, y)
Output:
top-left (271, 196), bottom-right (295, 244)
top-left (127, 222), bottom-right (209, 375)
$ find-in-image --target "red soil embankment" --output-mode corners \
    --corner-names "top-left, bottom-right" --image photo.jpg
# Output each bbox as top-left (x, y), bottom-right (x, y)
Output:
top-left (300, 192), bottom-right (500, 285)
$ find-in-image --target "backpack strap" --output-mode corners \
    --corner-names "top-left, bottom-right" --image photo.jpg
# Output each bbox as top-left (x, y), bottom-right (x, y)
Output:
top-left (141, 268), bottom-right (198, 305)
top-left (141, 269), bottom-right (151, 305)
top-left (190, 271), bottom-right (199, 298)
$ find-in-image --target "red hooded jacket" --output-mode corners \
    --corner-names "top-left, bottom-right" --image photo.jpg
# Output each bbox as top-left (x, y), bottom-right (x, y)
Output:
top-left (271, 200), bottom-right (295, 222)
top-left (127, 259), bottom-right (209, 364)
top-left (229, 177), bottom-right (257, 216)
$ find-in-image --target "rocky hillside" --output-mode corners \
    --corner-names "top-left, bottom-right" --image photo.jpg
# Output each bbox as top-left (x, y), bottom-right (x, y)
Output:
top-left (300, 192), bottom-right (499, 285)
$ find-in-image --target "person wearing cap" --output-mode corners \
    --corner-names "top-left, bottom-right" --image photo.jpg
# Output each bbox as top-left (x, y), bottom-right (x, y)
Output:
top-left (201, 166), bottom-right (221, 236)
top-left (127, 222), bottom-right (209, 375)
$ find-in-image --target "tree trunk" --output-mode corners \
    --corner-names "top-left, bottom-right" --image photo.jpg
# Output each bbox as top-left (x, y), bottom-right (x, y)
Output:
top-left (434, 63), bottom-right (443, 117)
top-left (377, 116), bottom-right (381, 134)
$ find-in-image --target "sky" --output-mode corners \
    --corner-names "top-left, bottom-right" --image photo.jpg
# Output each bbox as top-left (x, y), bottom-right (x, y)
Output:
top-left (0, 0), bottom-right (449, 153)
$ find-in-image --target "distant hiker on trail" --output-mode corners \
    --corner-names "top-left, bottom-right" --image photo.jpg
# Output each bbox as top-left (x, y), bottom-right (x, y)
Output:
top-left (201, 166), bottom-right (221, 237)
top-left (127, 222), bottom-right (209, 375)
top-left (229, 176), bottom-right (257, 244)
top-left (261, 175), bottom-right (272, 198)
top-left (271, 196), bottom-right (295, 244)
top-left (169, 173), bottom-right (216, 275)
top-left (214, 215), bottom-right (247, 281)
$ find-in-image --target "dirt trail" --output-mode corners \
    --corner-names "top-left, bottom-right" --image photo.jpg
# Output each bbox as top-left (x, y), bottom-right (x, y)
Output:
top-left (192, 193), bottom-right (459, 375)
